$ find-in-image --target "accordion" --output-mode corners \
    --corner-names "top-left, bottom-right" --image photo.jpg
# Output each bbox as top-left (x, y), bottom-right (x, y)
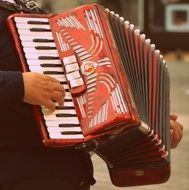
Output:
top-left (7, 4), bottom-right (170, 187)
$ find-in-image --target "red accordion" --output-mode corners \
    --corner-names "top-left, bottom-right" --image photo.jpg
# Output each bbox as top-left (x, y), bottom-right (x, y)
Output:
top-left (7, 4), bottom-right (171, 187)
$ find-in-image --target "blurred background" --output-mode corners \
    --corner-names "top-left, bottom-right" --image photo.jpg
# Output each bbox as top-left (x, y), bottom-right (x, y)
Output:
top-left (36, 0), bottom-right (189, 189)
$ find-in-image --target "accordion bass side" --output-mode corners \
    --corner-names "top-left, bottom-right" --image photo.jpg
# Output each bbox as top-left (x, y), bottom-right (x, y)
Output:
top-left (7, 4), bottom-right (171, 187)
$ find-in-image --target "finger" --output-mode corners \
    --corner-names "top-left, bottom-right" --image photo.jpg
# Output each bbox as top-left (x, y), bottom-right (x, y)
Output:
top-left (51, 91), bottom-right (64, 107)
top-left (170, 129), bottom-right (174, 147)
top-left (52, 83), bottom-right (65, 95)
top-left (170, 113), bottom-right (178, 121)
top-left (170, 120), bottom-right (174, 129)
top-left (171, 127), bottom-right (182, 148)
top-left (45, 100), bottom-right (56, 113)
top-left (177, 122), bottom-right (184, 131)
top-left (46, 75), bottom-right (60, 83)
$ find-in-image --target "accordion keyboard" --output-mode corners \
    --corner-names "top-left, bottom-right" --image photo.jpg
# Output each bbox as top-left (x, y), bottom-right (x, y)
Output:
top-left (14, 17), bottom-right (84, 140)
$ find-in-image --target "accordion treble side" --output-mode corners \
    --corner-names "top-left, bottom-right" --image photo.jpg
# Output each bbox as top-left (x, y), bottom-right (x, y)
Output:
top-left (7, 4), bottom-right (171, 187)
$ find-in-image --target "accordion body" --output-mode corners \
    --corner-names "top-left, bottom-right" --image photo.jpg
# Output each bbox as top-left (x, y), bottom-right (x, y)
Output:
top-left (7, 4), bottom-right (170, 187)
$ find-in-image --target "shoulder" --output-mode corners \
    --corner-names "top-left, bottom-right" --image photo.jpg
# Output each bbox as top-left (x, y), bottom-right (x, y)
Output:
top-left (0, 8), bottom-right (12, 27)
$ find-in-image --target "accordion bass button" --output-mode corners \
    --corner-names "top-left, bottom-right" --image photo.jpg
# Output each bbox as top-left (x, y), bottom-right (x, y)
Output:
top-left (66, 71), bottom-right (81, 81)
top-left (63, 55), bottom-right (77, 65)
top-left (70, 78), bottom-right (84, 88)
top-left (70, 78), bottom-right (86, 96)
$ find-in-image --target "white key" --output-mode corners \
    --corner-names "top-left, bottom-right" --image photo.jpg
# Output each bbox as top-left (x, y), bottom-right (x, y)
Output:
top-left (14, 17), bottom-right (49, 23)
top-left (44, 115), bottom-right (77, 121)
top-left (49, 133), bottom-right (84, 139)
top-left (44, 109), bottom-right (77, 121)
top-left (55, 101), bottom-right (74, 107)
top-left (16, 23), bottom-right (51, 30)
top-left (46, 118), bottom-right (79, 127)
top-left (18, 29), bottom-right (53, 37)
top-left (65, 63), bottom-right (79, 73)
top-left (25, 53), bottom-right (59, 60)
top-left (66, 71), bottom-right (81, 81)
top-left (63, 55), bottom-right (77, 65)
top-left (42, 109), bottom-right (76, 116)
top-left (21, 41), bottom-right (56, 48)
top-left (20, 35), bottom-right (54, 41)
top-left (29, 66), bottom-right (63, 73)
top-left (70, 78), bottom-right (84, 88)
top-left (24, 48), bottom-right (58, 54)
top-left (47, 127), bottom-right (81, 133)
top-left (27, 59), bottom-right (62, 66)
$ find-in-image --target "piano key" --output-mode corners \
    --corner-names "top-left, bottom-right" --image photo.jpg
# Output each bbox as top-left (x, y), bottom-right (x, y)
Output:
top-left (21, 41), bottom-right (56, 48)
top-left (40, 63), bottom-right (62, 67)
top-left (16, 23), bottom-right (51, 30)
top-left (55, 101), bottom-right (74, 107)
top-left (59, 124), bottom-right (80, 127)
top-left (20, 35), bottom-right (54, 42)
top-left (62, 84), bottom-right (69, 89)
top-left (45, 118), bottom-right (79, 126)
top-left (33, 38), bottom-right (54, 43)
top-left (27, 21), bottom-right (49, 25)
top-left (25, 53), bottom-right (59, 60)
top-left (29, 28), bottom-right (51, 32)
top-left (14, 17), bottom-right (49, 23)
top-left (39, 56), bottom-right (59, 60)
top-left (56, 113), bottom-right (77, 117)
top-left (49, 133), bottom-right (84, 139)
top-left (17, 29), bottom-right (53, 37)
top-left (42, 109), bottom-right (76, 116)
top-left (27, 59), bottom-right (62, 66)
top-left (44, 113), bottom-right (77, 121)
top-left (23, 47), bottom-right (58, 54)
top-left (47, 127), bottom-right (81, 133)
top-left (66, 71), bottom-right (81, 81)
top-left (29, 66), bottom-right (63, 73)
top-left (43, 71), bottom-right (64, 75)
top-left (35, 46), bottom-right (57, 50)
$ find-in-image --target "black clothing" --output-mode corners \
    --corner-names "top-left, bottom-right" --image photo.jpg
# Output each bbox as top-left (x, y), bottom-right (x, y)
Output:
top-left (0, 5), bottom-right (95, 188)
top-left (0, 179), bottom-right (90, 190)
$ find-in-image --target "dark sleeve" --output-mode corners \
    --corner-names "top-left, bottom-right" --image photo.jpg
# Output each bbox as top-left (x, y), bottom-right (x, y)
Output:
top-left (0, 9), bottom-right (25, 103)
top-left (0, 71), bottom-right (24, 102)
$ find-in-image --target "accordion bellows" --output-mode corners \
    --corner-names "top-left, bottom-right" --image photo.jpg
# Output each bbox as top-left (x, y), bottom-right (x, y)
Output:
top-left (7, 4), bottom-right (170, 187)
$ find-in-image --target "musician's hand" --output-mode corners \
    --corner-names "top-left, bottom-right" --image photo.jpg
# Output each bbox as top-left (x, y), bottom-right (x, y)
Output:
top-left (170, 113), bottom-right (183, 149)
top-left (22, 72), bottom-right (65, 112)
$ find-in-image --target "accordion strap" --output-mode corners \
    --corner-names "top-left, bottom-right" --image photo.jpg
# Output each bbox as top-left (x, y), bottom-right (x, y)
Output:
top-left (0, 0), bottom-right (45, 13)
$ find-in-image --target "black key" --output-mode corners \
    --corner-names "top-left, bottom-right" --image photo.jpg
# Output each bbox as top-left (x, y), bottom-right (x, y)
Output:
top-left (55, 106), bottom-right (75, 110)
top-left (61, 131), bottom-right (82, 135)
top-left (30, 28), bottom-right (51, 32)
top-left (39, 56), bottom-right (59, 60)
top-left (59, 124), bottom-right (80, 127)
top-left (33, 39), bottom-right (54, 43)
top-left (36, 46), bottom-right (56, 50)
top-left (40, 63), bottom-right (62, 67)
top-left (56, 113), bottom-right (77, 117)
top-left (43, 71), bottom-right (64, 75)
top-left (28, 21), bottom-right (49, 25)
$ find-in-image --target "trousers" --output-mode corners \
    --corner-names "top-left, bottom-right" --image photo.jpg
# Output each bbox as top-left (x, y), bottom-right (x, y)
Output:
top-left (0, 179), bottom-right (91, 190)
